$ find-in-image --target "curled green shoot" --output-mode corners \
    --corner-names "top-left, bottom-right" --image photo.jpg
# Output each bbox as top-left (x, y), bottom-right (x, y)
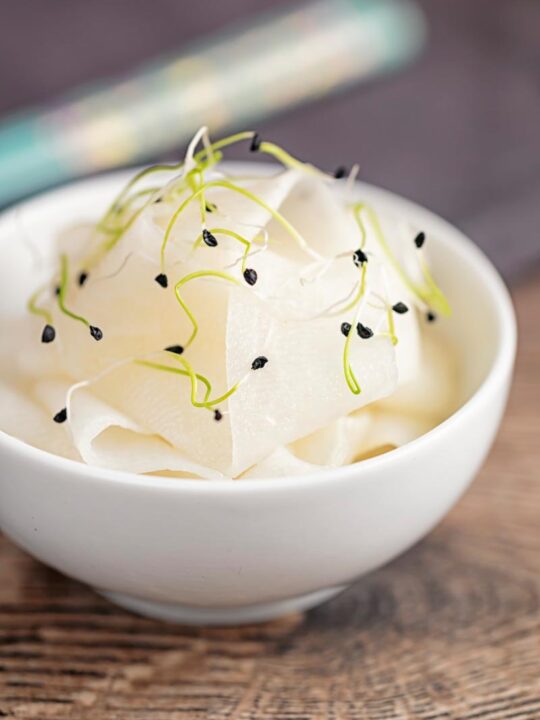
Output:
top-left (183, 166), bottom-right (209, 238)
top-left (84, 173), bottom-right (193, 270)
top-left (193, 131), bottom-right (256, 164)
top-left (99, 130), bottom-right (255, 233)
top-left (166, 150), bottom-right (222, 203)
top-left (342, 263), bottom-right (368, 395)
top-left (161, 179), bottom-right (319, 272)
top-left (95, 186), bottom-right (161, 235)
top-left (27, 285), bottom-right (53, 325)
top-left (339, 261), bottom-right (368, 316)
top-left (96, 128), bottom-right (331, 241)
top-left (135, 358), bottom-right (213, 411)
top-left (384, 305), bottom-right (398, 346)
top-left (97, 149), bottom-right (220, 232)
top-left (88, 151), bottom-right (225, 271)
top-left (173, 350), bottom-right (244, 409)
top-left (257, 141), bottom-right (327, 179)
top-left (343, 325), bottom-right (361, 395)
top-left (186, 168), bottom-right (208, 227)
top-left (209, 181), bottom-right (319, 258)
top-left (175, 270), bottom-right (239, 350)
top-left (91, 129), bottom-right (335, 273)
top-left (365, 292), bottom-right (399, 347)
top-left (194, 227), bottom-right (251, 272)
top-left (56, 254), bottom-right (102, 340)
top-left (100, 163), bottom-right (183, 230)
top-left (358, 204), bottom-right (450, 317)
top-left (200, 380), bottom-right (241, 408)
top-left (417, 252), bottom-right (447, 306)
top-left (172, 353), bottom-right (243, 409)
top-left (57, 255), bottom-right (89, 328)
top-left (352, 203), bottom-right (368, 249)
top-left (161, 186), bottom-right (203, 271)
top-left (136, 354), bottom-right (242, 413)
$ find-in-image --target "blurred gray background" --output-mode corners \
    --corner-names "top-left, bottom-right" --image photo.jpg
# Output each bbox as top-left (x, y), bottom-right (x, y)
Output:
top-left (0, 0), bottom-right (539, 280)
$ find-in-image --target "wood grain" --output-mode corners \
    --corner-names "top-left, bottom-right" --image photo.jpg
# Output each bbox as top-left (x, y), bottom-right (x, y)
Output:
top-left (0, 277), bottom-right (538, 720)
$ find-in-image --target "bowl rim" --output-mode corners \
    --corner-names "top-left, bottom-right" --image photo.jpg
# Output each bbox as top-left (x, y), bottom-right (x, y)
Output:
top-left (0, 167), bottom-right (517, 494)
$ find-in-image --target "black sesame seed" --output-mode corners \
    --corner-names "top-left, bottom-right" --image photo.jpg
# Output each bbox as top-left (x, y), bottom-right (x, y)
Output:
top-left (155, 273), bottom-right (168, 288)
top-left (214, 409), bottom-right (223, 422)
top-left (250, 133), bottom-right (261, 152)
top-left (54, 286), bottom-right (60, 296)
top-left (392, 302), bottom-right (409, 315)
top-left (251, 355), bottom-right (268, 370)
top-left (414, 231), bottom-right (426, 249)
top-left (78, 271), bottom-right (89, 287)
top-left (243, 268), bottom-right (258, 286)
top-left (205, 202), bottom-right (217, 213)
top-left (333, 166), bottom-right (347, 179)
top-left (352, 248), bottom-right (368, 267)
top-left (89, 325), bottom-right (103, 341)
top-left (426, 311), bottom-right (437, 323)
top-left (356, 322), bottom-right (374, 339)
top-left (41, 324), bottom-right (56, 343)
top-left (53, 407), bottom-right (67, 424)
top-left (165, 344), bottom-right (184, 355)
top-left (202, 228), bottom-right (218, 247)
top-left (341, 322), bottom-right (352, 337)
top-left (154, 197), bottom-right (163, 204)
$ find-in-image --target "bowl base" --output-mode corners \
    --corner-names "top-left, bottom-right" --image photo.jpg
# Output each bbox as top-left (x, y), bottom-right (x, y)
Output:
top-left (99, 585), bottom-right (345, 626)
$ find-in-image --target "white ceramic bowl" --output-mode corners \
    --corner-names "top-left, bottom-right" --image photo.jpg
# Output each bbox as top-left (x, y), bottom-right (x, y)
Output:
top-left (0, 167), bottom-right (516, 625)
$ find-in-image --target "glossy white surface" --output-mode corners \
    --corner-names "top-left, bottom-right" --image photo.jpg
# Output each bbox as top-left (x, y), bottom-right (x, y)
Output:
top-left (0, 167), bottom-right (516, 624)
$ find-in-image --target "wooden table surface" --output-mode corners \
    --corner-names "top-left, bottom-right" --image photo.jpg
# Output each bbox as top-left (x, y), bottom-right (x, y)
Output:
top-left (0, 276), bottom-right (538, 719)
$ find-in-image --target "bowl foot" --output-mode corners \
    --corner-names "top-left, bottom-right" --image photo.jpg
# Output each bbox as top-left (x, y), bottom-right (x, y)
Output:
top-left (99, 585), bottom-right (345, 626)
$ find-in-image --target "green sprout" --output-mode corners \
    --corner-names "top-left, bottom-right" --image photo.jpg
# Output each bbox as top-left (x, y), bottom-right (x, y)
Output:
top-left (95, 186), bottom-right (161, 235)
top-left (193, 227), bottom-right (255, 273)
top-left (194, 130), bottom-right (256, 164)
top-left (343, 322), bottom-right (361, 395)
top-left (185, 167), bottom-right (208, 227)
top-left (136, 352), bottom-right (243, 415)
top-left (29, 128), bottom-right (452, 422)
top-left (89, 129), bottom-right (332, 275)
top-left (382, 302), bottom-right (398, 347)
top-left (160, 178), bottom-right (320, 273)
top-left (56, 254), bottom-right (103, 340)
top-left (255, 139), bottom-right (327, 179)
top-left (355, 203), bottom-right (450, 317)
top-left (27, 285), bottom-right (53, 326)
top-left (341, 263), bottom-right (368, 395)
top-left (135, 358), bottom-right (213, 411)
top-left (174, 269), bottom-right (239, 350)
top-left (97, 130), bottom-right (255, 236)
top-left (85, 148), bottom-right (227, 270)
top-left (352, 202), bottom-right (368, 249)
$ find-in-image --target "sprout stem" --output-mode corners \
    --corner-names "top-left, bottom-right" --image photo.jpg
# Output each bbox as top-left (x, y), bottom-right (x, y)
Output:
top-left (135, 358), bottom-right (213, 408)
top-left (352, 203), bottom-right (368, 249)
top-left (342, 263), bottom-right (368, 394)
top-left (161, 179), bottom-right (320, 271)
top-left (338, 263), bottom-right (367, 316)
top-left (27, 285), bottom-right (53, 325)
top-left (57, 254), bottom-right (90, 329)
top-left (135, 354), bottom-right (242, 412)
top-left (343, 324), bottom-right (361, 395)
top-left (194, 227), bottom-right (251, 272)
top-left (257, 141), bottom-right (327, 179)
top-left (174, 270), bottom-right (239, 350)
top-left (358, 204), bottom-right (451, 316)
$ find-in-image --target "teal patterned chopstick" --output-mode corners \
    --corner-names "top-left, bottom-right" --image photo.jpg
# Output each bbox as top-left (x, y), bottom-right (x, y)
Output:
top-left (0, 0), bottom-right (425, 206)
